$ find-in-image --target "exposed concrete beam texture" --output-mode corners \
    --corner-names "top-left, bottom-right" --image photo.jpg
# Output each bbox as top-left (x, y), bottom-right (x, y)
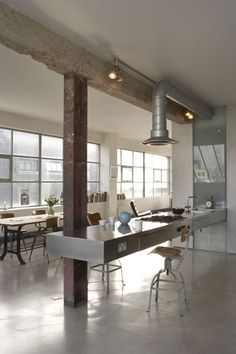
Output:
top-left (0, 2), bottom-right (153, 113)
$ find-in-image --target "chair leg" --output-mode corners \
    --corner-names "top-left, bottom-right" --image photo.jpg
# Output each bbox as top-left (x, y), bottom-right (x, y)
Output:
top-left (21, 234), bottom-right (27, 254)
top-left (102, 264), bottom-right (105, 281)
top-left (44, 238), bottom-right (49, 263)
top-left (106, 263), bottom-right (110, 294)
top-left (118, 259), bottom-right (125, 286)
top-left (29, 237), bottom-right (37, 261)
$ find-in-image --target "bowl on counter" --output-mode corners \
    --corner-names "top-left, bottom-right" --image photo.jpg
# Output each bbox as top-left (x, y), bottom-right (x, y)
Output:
top-left (172, 208), bottom-right (185, 215)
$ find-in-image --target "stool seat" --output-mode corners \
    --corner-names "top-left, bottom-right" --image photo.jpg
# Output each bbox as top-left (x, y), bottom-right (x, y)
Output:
top-left (152, 246), bottom-right (181, 258)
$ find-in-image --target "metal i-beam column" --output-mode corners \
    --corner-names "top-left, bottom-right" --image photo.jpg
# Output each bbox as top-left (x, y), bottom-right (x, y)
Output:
top-left (63, 72), bottom-right (88, 307)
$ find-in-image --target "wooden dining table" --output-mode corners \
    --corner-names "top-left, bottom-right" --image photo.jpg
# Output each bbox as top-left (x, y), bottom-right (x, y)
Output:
top-left (0, 212), bottom-right (64, 265)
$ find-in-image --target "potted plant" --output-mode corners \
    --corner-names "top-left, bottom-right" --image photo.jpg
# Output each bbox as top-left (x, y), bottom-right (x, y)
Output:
top-left (45, 194), bottom-right (59, 215)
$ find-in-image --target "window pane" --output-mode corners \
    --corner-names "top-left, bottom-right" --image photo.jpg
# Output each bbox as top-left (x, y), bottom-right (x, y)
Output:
top-left (134, 152), bottom-right (143, 167)
top-left (200, 145), bottom-right (224, 183)
top-left (153, 155), bottom-right (162, 167)
top-left (41, 159), bottom-right (63, 181)
top-left (161, 183), bottom-right (169, 195)
top-left (41, 183), bottom-right (62, 204)
top-left (13, 131), bottom-right (39, 157)
top-left (13, 157), bottom-right (39, 181)
top-left (145, 168), bottom-right (153, 183)
top-left (87, 163), bottom-right (99, 182)
top-left (145, 183), bottom-right (153, 197)
top-left (145, 153), bottom-right (153, 168)
top-left (13, 183), bottom-right (39, 207)
top-left (117, 167), bottom-right (121, 182)
top-left (88, 143), bottom-right (99, 162)
top-left (162, 170), bottom-right (170, 182)
top-left (87, 183), bottom-right (99, 194)
top-left (162, 156), bottom-right (169, 169)
top-left (122, 167), bottom-right (132, 181)
top-left (41, 136), bottom-right (63, 159)
top-left (194, 146), bottom-right (210, 183)
top-left (154, 182), bottom-right (162, 196)
top-left (117, 182), bottom-right (121, 194)
top-left (121, 183), bottom-right (133, 199)
top-left (214, 144), bottom-right (225, 179)
top-left (134, 167), bottom-right (143, 182)
top-left (134, 183), bottom-right (143, 198)
top-left (117, 149), bottom-right (121, 165)
top-left (121, 150), bottom-right (132, 166)
top-left (0, 183), bottom-right (11, 208)
top-left (0, 158), bottom-right (10, 179)
top-left (154, 169), bottom-right (161, 182)
top-left (0, 128), bottom-right (11, 154)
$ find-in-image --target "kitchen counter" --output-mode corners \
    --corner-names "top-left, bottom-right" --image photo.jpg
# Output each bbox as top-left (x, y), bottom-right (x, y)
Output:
top-left (47, 208), bottom-right (226, 263)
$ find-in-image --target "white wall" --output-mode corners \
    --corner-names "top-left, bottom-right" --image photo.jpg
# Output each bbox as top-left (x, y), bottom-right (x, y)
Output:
top-left (172, 122), bottom-right (193, 208)
top-left (0, 110), bottom-right (63, 136)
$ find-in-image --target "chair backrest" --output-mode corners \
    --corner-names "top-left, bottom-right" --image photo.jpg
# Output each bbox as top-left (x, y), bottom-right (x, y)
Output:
top-left (1, 213), bottom-right (15, 219)
top-left (87, 212), bottom-right (101, 225)
top-left (46, 217), bottom-right (58, 230)
top-left (180, 224), bottom-right (190, 243)
top-left (130, 200), bottom-right (151, 217)
top-left (130, 200), bottom-right (139, 217)
top-left (32, 209), bottom-right (46, 215)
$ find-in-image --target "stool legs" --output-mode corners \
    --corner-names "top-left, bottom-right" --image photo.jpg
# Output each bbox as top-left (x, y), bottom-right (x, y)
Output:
top-left (118, 259), bottom-right (125, 286)
top-left (147, 259), bottom-right (187, 316)
top-left (106, 263), bottom-right (110, 293)
top-left (89, 261), bottom-right (125, 294)
top-left (173, 269), bottom-right (188, 305)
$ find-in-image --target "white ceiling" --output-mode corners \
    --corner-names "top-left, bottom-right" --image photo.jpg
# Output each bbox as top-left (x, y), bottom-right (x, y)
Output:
top-left (2, 0), bottom-right (236, 106)
top-left (0, 44), bottom-right (152, 140)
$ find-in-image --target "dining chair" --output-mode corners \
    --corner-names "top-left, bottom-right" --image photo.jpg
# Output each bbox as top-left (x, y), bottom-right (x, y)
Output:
top-left (0, 213), bottom-right (27, 253)
top-left (87, 212), bottom-right (125, 293)
top-left (29, 216), bottom-right (58, 263)
top-left (32, 209), bottom-right (46, 231)
top-left (147, 224), bottom-right (190, 317)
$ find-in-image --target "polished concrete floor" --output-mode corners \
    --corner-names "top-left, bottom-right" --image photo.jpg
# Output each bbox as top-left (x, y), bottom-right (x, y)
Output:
top-left (1, 246), bottom-right (236, 354)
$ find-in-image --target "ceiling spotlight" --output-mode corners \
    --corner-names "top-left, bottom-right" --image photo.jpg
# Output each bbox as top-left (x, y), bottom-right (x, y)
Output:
top-left (185, 111), bottom-right (194, 120)
top-left (108, 57), bottom-right (123, 82)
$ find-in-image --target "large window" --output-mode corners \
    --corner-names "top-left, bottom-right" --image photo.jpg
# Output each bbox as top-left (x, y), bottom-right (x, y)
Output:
top-left (87, 143), bottom-right (100, 193)
top-left (117, 149), bottom-right (170, 199)
top-left (0, 128), bottom-right (100, 208)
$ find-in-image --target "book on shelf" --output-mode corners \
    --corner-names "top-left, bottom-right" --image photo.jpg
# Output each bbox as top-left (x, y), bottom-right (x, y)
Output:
top-left (117, 193), bottom-right (126, 200)
top-left (87, 192), bottom-right (107, 203)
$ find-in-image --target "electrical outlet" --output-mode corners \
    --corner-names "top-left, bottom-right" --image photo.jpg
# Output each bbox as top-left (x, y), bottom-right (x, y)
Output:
top-left (118, 241), bottom-right (127, 253)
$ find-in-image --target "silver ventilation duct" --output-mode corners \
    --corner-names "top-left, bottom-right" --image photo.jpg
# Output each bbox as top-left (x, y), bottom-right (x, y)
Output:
top-left (142, 80), bottom-right (213, 146)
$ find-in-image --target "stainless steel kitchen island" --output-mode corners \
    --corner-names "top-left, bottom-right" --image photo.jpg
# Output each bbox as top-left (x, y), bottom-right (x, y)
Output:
top-left (47, 209), bottom-right (226, 263)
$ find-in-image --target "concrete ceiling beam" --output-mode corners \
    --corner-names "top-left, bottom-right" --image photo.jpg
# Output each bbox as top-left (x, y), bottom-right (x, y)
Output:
top-left (0, 2), bottom-right (153, 110)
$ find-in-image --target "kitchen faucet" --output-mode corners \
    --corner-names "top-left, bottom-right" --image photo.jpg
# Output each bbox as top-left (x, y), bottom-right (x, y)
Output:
top-left (185, 195), bottom-right (198, 213)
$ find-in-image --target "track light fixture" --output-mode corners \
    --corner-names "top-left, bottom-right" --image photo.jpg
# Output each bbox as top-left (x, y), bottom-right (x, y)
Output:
top-left (185, 111), bottom-right (194, 120)
top-left (108, 57), bottom-right (123, 82)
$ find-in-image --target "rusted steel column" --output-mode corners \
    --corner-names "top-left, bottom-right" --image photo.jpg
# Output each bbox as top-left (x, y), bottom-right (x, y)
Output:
top-left (63, 72), bottom-right (88, 307)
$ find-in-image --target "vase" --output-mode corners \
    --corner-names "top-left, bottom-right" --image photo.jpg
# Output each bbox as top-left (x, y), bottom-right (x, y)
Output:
top-left (48, 206), bottom-right (54, 215)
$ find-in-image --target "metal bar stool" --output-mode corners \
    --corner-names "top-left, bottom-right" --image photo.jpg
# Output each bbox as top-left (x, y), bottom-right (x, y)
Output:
top-left (147, 224), bottom-right (190, 317)
top-left (87, 212), bottom-right (125, 293)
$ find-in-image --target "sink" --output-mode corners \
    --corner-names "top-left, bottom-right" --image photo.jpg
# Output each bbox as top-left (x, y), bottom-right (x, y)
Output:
top-left (191, 209), bottom-right (215, 214)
